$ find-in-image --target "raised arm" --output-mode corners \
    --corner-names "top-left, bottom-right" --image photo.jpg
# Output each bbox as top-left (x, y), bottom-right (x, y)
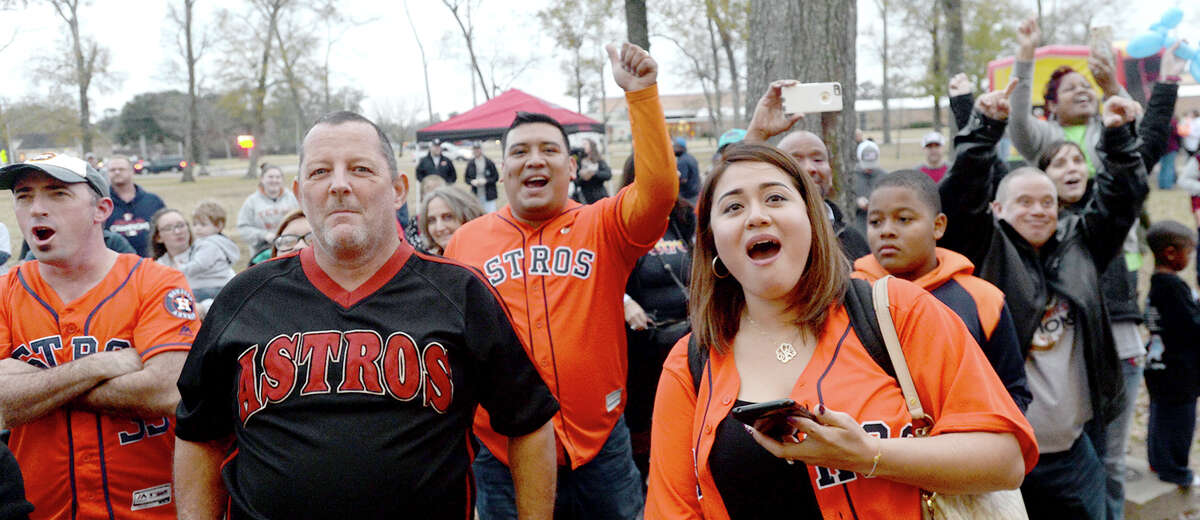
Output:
top-left (1083, 97), bottom-right (1149, 267)
top-left (1137, 42), bottom-right (1185, 170)
top-left (1008, 18), bottom-right (1058, 163)
top-left (948, 73), bottom-right (975, 130)
top-left (745, 80), bottom-right (805, 143)
top-left (608, 42), bottom-right (679, 244)
top-left (938, 85), bottom-right (1014, 265)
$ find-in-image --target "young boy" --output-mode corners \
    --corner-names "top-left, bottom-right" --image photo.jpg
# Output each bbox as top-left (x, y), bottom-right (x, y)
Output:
top-left (187, 200), bottom-right (240, 304)
top-left (1143, 219), bottom-right (1200, 487)
top-left (853, 169), bottom-right (1031, 410)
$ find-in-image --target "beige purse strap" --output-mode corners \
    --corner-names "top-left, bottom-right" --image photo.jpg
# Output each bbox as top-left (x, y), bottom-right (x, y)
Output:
top-left (871, 277), bottom-right (929, 428)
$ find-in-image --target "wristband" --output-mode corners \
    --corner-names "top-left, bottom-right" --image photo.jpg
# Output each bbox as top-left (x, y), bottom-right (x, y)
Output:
top-left (863, 438), bottom-right (882, 479)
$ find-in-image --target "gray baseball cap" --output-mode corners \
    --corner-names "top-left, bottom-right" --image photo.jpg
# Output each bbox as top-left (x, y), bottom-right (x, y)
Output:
top-left (0, 152), bottom-right (110, 197)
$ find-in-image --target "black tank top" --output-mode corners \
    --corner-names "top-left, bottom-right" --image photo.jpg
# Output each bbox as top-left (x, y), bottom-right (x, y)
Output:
top-left (709, 400), bottom-right (822, 518)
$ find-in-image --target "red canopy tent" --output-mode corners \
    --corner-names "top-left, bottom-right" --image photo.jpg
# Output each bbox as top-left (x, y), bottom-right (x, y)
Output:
top-left (416, 88), bottom-right (604, 142)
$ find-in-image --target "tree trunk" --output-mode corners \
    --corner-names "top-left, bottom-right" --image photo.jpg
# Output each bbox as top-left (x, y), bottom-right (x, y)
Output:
top-left (929, 5), bottom-right (943, 133)
top-left (273, 26), bottom-right (307, 153)
top-left (0, 100), bottom-right (12, 165)
top-left (705, 12), bottom-right (724, 131)
top-left (68, 11), bottom-right (91, 154)
top-left (182, 0), bottom-right (197, 182)
top-left (942, 0), bottom-right (963, 76)
top-left (574, 51), bottom-right (583, 114)
top-left (245, 1), bottom-right (283, 179)
top-left (746, 0), bottom-right (856, 210)
top-left (878, 0), bottom-right (891, 144)
top-left (624, 0), bottom-right (649, 50)
top-left (403, 0), bottom-right (435, 123)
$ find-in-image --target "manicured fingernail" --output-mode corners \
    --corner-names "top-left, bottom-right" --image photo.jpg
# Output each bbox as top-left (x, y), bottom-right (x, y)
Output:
top-left (743, 424), bottom-right (754, 434)
top-left (818, 404), bottom-right (827, 415)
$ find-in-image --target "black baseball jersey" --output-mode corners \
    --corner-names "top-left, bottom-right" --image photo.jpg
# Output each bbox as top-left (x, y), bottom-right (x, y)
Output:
top-left (175, 243), bottom-right (558, 519)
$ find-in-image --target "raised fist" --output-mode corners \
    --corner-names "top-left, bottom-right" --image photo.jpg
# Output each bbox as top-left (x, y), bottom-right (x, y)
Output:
top-left (606, 42), bottom-right (657, 93)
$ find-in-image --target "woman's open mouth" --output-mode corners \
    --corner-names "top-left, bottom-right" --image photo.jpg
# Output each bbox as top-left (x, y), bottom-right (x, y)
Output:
top-left (746, 237), bottom-right (781, 263)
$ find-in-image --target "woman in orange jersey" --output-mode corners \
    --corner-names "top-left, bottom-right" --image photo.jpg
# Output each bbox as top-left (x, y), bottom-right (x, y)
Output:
top-left (645, 143), bottom-right (1038, 519)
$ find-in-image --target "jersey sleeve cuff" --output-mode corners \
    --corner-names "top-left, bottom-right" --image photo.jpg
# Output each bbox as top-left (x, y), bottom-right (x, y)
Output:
top-left (141, 342), bottom-right (191, 361)
top-left (491, 397), bottom-right (560, 439)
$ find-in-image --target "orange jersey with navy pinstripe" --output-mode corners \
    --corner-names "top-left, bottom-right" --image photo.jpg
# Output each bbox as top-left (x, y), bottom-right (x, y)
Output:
top-left (646, 277), bottom-right (1038, 519)
top-left (0, 254), bottom-right (199, 520)
top-left (444, 85), bottom-right (676, 468)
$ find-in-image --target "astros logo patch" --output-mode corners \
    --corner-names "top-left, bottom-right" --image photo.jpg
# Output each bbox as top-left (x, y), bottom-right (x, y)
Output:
top-left (164, 288), bottom-right (197, 320)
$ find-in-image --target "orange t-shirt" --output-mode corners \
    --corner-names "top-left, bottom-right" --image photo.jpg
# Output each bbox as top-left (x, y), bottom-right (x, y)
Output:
top-left (645, 278), bottom-right (1038, 519)
top-left (445, 85), bottom-right (676, 468)
top-left (0, 254), bottom-right (199, 520)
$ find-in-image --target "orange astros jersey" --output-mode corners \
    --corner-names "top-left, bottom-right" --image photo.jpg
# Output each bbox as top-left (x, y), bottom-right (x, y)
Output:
top-left (0, 254), bottom-right (199, 520)
top-left (444, 86), bottom-right (675, 469)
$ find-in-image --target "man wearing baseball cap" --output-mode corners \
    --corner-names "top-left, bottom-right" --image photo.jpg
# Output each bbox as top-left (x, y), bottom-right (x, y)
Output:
top-left (919, 131), bottom-right (949, 182)
top-left (0, 152), bottom-right (199, 519)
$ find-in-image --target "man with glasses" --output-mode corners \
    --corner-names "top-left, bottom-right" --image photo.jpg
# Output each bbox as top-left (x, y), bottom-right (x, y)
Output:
top-left (0, 153), bottom-right (200, 519)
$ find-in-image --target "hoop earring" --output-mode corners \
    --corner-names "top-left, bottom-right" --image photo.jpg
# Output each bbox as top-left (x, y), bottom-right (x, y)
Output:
top-left (712, 256), bottom-right (730, 279)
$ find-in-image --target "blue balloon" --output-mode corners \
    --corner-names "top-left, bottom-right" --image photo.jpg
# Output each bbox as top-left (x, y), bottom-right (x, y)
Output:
top-left (1128, 32), bottom-right (1165, 58)
top-left (1162, 8), bottom-right (1184, 29)
top-left (1176, 42), bottom-right (1197, 61)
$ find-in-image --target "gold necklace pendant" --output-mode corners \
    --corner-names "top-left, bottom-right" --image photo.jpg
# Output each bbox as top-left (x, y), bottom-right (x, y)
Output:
top-left (776, 342), bottom-right (798, 363)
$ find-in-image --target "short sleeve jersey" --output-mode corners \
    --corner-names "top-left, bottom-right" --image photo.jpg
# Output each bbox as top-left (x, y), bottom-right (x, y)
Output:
top-left (445, 187), bottom-right (662, 468)
top-left (175, 244), bottom-right (557, 519)
top-left (0, 254), bottom-right (199, 520)
top-left (645, 278), bottom-right (1038, 519)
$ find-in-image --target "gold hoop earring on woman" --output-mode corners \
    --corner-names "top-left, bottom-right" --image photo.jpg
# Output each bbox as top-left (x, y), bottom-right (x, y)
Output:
top-left (712, 256), bottom-right (730, 279)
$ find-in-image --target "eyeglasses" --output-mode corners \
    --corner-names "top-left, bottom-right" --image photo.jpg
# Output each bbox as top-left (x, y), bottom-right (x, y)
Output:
top-left (274, 232), bottom-right (314, 250)
top-left (159, 223), bottom-right (189, 233)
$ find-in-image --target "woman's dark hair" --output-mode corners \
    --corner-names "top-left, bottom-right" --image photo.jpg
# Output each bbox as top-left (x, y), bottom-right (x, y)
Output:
top-left (1036, 140), bottom-right (1085, 172)
top-left (621, 154), bottom-right (695, 245)
top-left (690, 143), bottom-right (848, 354)
top-left (1043, 65), bottom-right (1077, 108)
top-left (150, 208), bottom-right (192, 259)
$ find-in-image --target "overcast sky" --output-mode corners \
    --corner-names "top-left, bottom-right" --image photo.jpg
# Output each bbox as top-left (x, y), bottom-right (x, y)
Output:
top-left (0, 0), bottom-right (1192, 123)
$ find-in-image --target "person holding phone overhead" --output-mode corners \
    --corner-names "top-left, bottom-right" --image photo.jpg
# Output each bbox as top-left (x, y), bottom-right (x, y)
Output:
top-left (644, 143), bottom-right (1037, 519)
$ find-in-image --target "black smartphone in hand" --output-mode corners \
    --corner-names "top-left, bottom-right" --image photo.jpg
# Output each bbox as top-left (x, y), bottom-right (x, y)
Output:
top-left (731, 399), bottom-right (816, 440)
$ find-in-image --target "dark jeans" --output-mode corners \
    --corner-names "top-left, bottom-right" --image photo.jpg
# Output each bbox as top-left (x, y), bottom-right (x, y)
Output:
top-left (474, 417), bottom-right (644, 520)
top-left (1022, 430), bottom-right (1107, 520)
top-left (1147, 397), bottom-right (1197, 486)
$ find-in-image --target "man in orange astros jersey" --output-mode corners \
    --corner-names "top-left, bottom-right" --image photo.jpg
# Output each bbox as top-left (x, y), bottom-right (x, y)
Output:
top-left (0, 153), bottom-right (199, 520)
top-left (444, 42), bottom-right (677, 518)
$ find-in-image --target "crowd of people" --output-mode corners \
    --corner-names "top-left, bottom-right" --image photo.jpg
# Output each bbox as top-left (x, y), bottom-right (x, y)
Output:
top-left (1, 16), bottom-right (1200, 520)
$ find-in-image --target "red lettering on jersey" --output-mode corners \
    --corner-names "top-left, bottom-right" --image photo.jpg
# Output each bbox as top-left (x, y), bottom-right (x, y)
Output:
top-left (237, 345), bottom-right (263, 423)
top-left (297, 331), bottom-right (343, 395)
top-left (339, 330), bottom-right (384, 394)
top-left (422, 342), bottom-right (454, 413)
top-left (381, 331), bottom-right (423, 401)
top-left (261, 334), bottom-right (299, 403)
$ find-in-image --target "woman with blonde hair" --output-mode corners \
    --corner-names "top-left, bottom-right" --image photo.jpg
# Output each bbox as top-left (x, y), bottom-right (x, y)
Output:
top-left (419, 186), bottom-right (485, 255)
top-left (646, 143), bottom-right (1037, 519)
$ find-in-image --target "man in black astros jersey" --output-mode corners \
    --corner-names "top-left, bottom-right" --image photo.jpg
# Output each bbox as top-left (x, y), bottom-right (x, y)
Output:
top-left (172, 111), bottom-right (558, 520)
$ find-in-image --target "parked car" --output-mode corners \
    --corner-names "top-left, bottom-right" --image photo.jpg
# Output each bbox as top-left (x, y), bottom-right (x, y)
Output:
top-left (145, 156), bottom-right (187, 174)
top-left (132, 157), bottom-right (147, 175)
top-left (438, 142), bottom-right (474, 162)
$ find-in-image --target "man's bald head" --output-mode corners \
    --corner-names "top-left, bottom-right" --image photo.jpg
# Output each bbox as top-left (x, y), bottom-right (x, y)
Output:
top-left (778, 130), bottom-right (834, 198)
